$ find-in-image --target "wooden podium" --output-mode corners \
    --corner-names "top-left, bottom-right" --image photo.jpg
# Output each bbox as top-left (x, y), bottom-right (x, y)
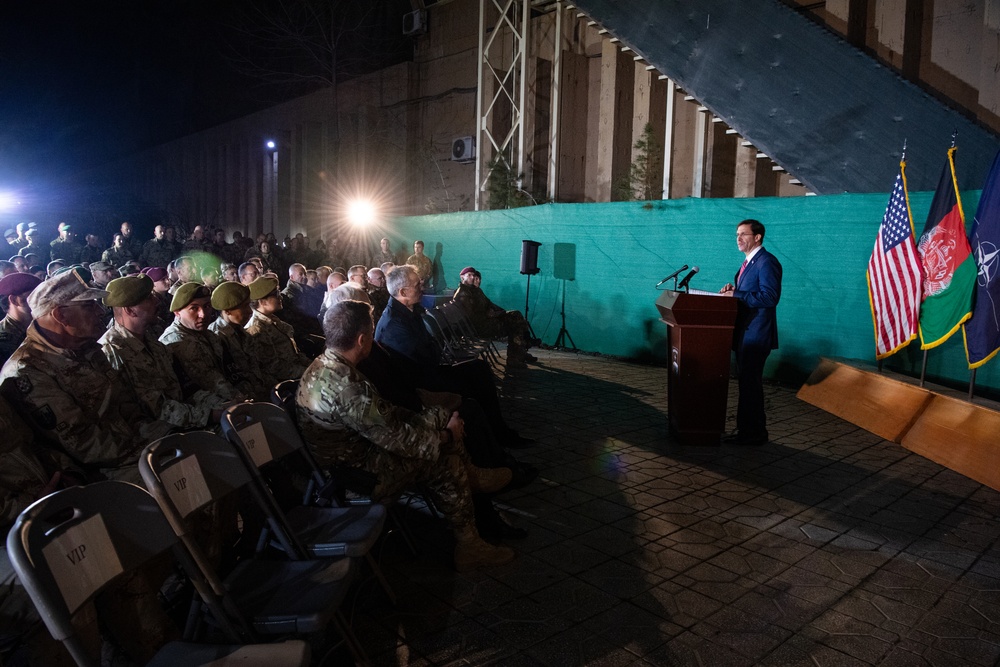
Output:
top-left (656, 290), bottom-right (738, 444)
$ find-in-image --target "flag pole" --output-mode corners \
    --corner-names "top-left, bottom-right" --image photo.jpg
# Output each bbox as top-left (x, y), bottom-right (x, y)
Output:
top-left (968, 369), bottom-right (977, 401)
top-left (920, 350), bottom-right (927, 387)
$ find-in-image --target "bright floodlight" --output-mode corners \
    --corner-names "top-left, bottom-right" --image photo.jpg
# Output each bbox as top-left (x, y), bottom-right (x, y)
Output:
top-left (266, 140), bottom-right (276, 150)
top-left (347, 199), bottom-right (376, 226)
top-left (0, 192), bottom-right (18, 211)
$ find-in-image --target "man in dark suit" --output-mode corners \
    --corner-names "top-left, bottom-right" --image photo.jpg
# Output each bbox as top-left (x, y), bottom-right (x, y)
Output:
top-left (720, 219), bottom-right (781, 446)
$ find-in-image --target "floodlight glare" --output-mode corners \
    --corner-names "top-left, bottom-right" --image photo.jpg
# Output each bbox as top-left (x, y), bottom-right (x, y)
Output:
top-left (347, 199), bottom-right (376, 226)
top-left (0, 192), bottom-right (18, 211)
top-left (266, 140), bottom-right (276, 150)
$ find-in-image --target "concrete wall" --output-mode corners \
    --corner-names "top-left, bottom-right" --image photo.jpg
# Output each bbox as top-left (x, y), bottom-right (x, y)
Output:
top-left (389, 188), bottom-right (996, 393)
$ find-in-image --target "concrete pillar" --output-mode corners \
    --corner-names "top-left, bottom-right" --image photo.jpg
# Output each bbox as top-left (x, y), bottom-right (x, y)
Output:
top-left (557, 51), bottom-right (589, 202)
top-left (595, 41), bottom-right (635, 201)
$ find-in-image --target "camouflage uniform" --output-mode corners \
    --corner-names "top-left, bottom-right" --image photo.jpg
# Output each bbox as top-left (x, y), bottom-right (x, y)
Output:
top-left (78, 243), bottom-right (104, 266)
top-left (208, 317), bottom-right (269, 400)
top-left (159, 319), bottom-right (241, 401)
top-left (49, 238), bottom-right (81, 264)
top-left (17, 241), bottom-right (46, 258)
top-left (139, 238), bottom-right (177, 269)
top-left (100, 319), bottom-right (222, 429)
top-left (101, 246), bottom-right (134, 268)
top-left (0, 322), bottom-right (171, 483)
top-left (406, 253), bottom-right (433, 282)
top-left (245, 309), bottom-right (311, 385)
top-left (0, 397), bottom-right (76, 667)
top-left (0, 315), bottom-right (27, 365)
top-left (296, 349), bottom-right (475, 531)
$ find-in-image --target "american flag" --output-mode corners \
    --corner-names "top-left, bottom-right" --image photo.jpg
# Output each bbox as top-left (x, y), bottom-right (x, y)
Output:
top-left (867, 164), bottom-right (922, 359)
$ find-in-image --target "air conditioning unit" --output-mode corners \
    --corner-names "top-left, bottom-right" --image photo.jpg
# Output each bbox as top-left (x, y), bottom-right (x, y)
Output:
top-left (451, 136), bottom-right (475, 163)
top-left (403, 10), bottom-right (427, 36)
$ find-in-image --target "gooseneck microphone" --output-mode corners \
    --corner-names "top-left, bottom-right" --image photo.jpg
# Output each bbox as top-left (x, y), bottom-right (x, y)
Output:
top-left (655, 264), bottom-right (688, 288)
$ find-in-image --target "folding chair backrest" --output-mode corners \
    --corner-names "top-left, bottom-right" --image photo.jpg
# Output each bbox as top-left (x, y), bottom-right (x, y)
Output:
top-left (140, 431), bottom-right (254, 534)
top-left (271, 379), bottom-right (299, 416)
top-left (221, 402), bottom-right (325, 507)
top-left (6, 482), bottom-right (179, 664)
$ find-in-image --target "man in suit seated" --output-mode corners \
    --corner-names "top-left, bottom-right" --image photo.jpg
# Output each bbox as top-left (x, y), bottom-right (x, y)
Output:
top-left (376, 264), bottom-right (535, 450)
top-left (720, 219), bottom-right (782, 446)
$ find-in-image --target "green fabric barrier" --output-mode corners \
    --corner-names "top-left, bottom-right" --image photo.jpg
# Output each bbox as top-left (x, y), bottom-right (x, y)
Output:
top-left (389, 190), bottom-right (990, 391)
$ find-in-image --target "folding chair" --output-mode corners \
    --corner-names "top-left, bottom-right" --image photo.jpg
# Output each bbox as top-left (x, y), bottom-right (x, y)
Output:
top-left (138, 432), bottom-right (369, 664)
top-left (440, 300), bottom-right (504, 366)
top-left (6, 480), bottom-right (310, 667)
top-left (220, 402), bottom-right (396, 604)
top-left (428, 305), bottom-right (498, 369)
top-left (270, 381), bottom-right (423, 558)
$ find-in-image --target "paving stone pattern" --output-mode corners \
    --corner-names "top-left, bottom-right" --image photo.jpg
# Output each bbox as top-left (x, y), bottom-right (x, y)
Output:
top-left (346, 348), bottom-right (1000, 666)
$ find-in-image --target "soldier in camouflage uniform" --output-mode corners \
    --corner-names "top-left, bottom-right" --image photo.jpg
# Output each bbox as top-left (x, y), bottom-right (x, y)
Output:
top-left (208, 281), bottom-right (269, 401)
top-left (0, 269), bottom-right (172, 484)
top-left (100, 275), bottom-right (226, 429)
top-left (101, 233), bottom-right (134, 269)
top-left (159, 282), bottom-right (245, 402)
top-left (0, 272), bottom-right (41, 365)
top-left (245, 276), bottom-right (312, 385)
top-left (139, 225), bottom-right (178, 269)
top-left (17, 228), bottom-right (46, 259)
top-left (0, 395), bottom-right (81, 667)
top-left (49, 222), bottom-right (81, 264)
top-left (297, 300), bottom-right (515, 572)
top-left (453, 265), bottom-right (535, 367)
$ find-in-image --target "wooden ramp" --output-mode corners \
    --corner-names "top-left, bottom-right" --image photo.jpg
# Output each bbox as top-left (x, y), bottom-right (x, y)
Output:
top-left (797, 357), bottom-right (1000, 492)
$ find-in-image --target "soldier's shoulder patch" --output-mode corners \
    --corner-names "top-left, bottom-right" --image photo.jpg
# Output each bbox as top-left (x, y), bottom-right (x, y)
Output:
top-left (366, 397), bottom-right (390, 426)
top-left (14, 375), bottom-right (32, 395)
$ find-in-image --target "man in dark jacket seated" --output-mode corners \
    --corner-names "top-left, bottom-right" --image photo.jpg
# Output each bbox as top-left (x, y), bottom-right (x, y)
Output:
top-left (375, 264), bottom-right (534, 450)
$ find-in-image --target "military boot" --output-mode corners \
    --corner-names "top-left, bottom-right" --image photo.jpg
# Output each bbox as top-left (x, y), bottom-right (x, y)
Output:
top-left (454, 527), bottom-right (516, 572)
top-left (466, 465), bottom-right (512, 494)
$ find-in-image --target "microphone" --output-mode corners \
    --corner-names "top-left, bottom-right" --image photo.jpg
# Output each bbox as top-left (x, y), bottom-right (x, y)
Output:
top-left (677, 266), bottom-right (700, 291)
top-left (655, 264), bottom-right (688, 287)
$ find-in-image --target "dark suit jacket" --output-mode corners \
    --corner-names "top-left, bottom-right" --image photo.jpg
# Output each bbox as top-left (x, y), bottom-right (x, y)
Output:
top-left (733, 247), bottom-right (782, 352)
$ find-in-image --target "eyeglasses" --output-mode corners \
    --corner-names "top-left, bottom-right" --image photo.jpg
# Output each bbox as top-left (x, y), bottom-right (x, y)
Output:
top-left (736, 232), bottom-right (754, 238)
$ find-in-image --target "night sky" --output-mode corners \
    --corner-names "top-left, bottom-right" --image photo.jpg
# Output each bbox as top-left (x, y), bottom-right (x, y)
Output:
top-left (0, 0), bottom-right (412, 213)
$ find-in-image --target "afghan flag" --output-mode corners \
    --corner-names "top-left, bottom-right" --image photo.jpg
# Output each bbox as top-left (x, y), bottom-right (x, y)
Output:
top-left (963, 149), bottom-right (1000, 368)
top-left (917, 146), bottom-right (975, 349)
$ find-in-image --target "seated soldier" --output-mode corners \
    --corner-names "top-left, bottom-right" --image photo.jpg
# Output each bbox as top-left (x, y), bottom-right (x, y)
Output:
top-left (376, 264), bottom-right (534, 449)
top-left (0, 268), bottom-right (171, 483)
top-left (208, 281), bottom-right (269, 401)
top-left (159, 282), bottom-right (245, 402)
top-left (245, 276), bottom-right (312, 385)
top-left (100, 275), bottom-right (227, 429)
top-left (297, 300), bottom-right (515, 571)
top-left (453, 266), bottom-right (536, 368)
top-left (0, 272), bottom-right (41, 365)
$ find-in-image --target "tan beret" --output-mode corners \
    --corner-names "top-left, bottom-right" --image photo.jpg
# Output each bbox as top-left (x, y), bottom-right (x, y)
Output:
top-left (169, 282), bottom-right (212, 312)
top-left (211, 281), bottom-right (251, 311)
top-left (104, 275), bottom-right (154, 308)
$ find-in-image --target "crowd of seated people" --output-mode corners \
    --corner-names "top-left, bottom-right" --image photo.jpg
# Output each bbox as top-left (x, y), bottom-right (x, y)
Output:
top-left (0, 220), bottom-right (541, 664)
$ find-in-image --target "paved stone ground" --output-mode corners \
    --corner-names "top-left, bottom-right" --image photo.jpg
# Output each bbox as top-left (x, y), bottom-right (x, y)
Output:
top-left (342, 347), bottom-right (1000, 666)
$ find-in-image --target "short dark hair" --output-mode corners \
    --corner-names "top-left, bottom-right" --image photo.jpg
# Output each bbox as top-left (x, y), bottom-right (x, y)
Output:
top-left (738, 219), bottom-right (765, 241)
top-left (323, 300), bottom-right (374, 351)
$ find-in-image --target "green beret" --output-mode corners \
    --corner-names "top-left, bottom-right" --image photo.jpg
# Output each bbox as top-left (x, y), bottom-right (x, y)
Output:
top-left (169, 281), bottom-right (212, 312)
top-left (104, 275), bottom-right (153, 308)
top-left (211, 281), bottom-right (250, 311)
top-left (248, 276), bottom-right (279, 301)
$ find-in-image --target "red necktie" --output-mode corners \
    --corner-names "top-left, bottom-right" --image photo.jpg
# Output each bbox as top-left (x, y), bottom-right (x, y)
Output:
top-left (736, 259), bottom-right (748, 285)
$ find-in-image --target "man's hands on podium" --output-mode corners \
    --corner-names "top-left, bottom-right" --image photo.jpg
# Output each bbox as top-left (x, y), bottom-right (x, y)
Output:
top-left (720, 283), bottom-right (735, 296)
